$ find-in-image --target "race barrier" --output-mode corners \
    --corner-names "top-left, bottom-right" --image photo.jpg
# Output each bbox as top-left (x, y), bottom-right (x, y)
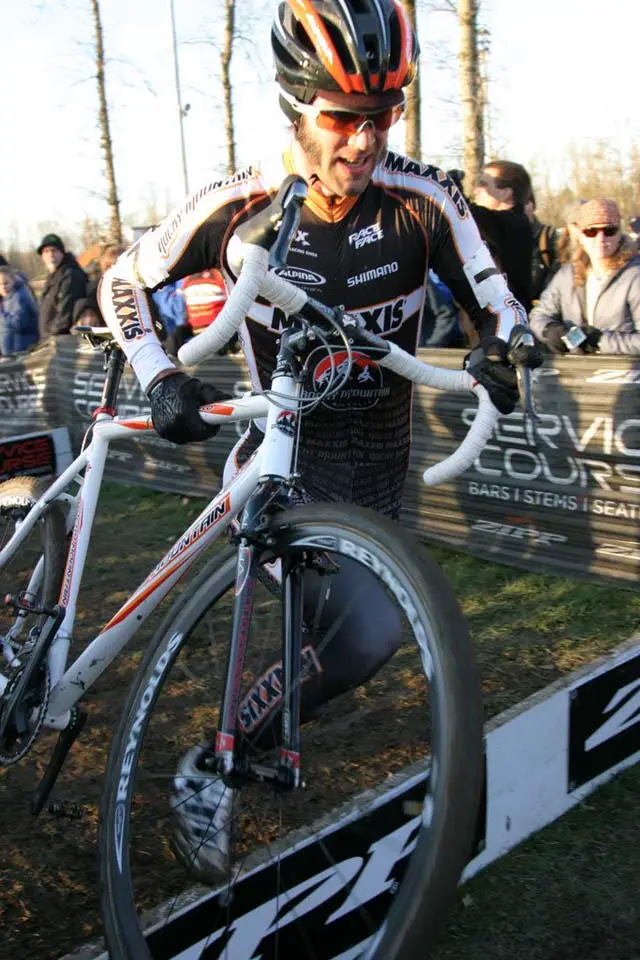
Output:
top-left (0, 339), bottom-right (638, 585)
top-left (63, 634), bottom-right (640, 960)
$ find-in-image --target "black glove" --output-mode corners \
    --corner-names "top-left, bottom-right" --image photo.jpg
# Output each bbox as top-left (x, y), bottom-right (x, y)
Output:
top-left (542, 320), bottom-right (569, 354)
top-left (582, 326), bottom-right (603, 353)
top-left (147, 371), bottom-right (230, 445)
top-left (465, 335), bottom-right (542, 416)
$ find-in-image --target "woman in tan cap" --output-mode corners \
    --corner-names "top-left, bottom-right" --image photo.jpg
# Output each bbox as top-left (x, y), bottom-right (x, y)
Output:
top-left (530, 198), bottom-right (640, 355)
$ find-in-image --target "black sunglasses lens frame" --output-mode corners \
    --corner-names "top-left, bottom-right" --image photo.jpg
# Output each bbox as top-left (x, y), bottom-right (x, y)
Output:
top-left (583, 226), bottom-right (619, 238)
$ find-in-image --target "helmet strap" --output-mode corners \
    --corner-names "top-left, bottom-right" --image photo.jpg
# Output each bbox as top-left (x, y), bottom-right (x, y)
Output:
top-left (278, 93), bottom-right (301, 126)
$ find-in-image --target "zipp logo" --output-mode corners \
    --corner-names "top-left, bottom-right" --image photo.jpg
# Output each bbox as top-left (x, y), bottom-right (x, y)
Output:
top-left (274, 266), bottom-right (326, 286)
top-left (585, 369), bottom-right (640, 385)
top-left (147, 795), bottom-right (424, 958)
top-left (471, 519), bottom-right (567, 546)
top-left (348, 223), bottom-right (383, 249)
top-left (585, 677), bottom-right (640, 751)
top-left (596, 541), bottom-right (640, 562)
top-left (568, 651), bottom-right (640, 790)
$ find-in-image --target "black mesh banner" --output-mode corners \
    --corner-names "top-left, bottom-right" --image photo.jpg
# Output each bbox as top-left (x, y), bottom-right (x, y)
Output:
top-left (1, 339), bottom-right (638, 585)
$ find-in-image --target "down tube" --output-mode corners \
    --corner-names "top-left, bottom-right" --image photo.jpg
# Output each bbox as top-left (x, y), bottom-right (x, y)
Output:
top-left (47, 454), bottom-right (261, 718)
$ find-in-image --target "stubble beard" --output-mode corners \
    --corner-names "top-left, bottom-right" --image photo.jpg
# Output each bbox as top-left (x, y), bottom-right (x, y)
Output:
top-left (296, 118), bottom-right (383, 198)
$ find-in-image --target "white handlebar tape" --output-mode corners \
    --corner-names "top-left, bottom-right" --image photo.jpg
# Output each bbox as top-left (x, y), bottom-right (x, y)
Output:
top-left (380, 342), bottom-right (475, 392)
top-left (187, 244), bottom-right (501, 487)
top-left (260, 271), bottom-right (309, 315)
top-left (178, 245), bottom-right (270, 366)
top-left (422, 385), bottom-right (499, 485)
top-left (379, 343), bottom-right (500, 485)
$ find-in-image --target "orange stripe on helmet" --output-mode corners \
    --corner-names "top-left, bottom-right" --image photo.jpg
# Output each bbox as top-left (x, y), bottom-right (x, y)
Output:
top-left (288, 0), bottom-right (353, 92)
top-left (386, 0), bottom-right (415, 90)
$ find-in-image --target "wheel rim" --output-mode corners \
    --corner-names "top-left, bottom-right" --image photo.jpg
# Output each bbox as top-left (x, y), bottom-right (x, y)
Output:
top-left (107, 523), bottom-right (474, 959)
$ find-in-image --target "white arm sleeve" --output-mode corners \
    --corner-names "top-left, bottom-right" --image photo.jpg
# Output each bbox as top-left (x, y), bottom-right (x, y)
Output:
top-left (99, 254), bottom-right (176, 393)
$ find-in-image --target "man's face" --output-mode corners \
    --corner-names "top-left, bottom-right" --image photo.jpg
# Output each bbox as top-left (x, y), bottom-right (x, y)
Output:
top-left (294, 90), bottom-right (399, 197)
top-left (41, 246), bottom-right (64, 273)
top-left (473, 167), bottom-right (514, 211)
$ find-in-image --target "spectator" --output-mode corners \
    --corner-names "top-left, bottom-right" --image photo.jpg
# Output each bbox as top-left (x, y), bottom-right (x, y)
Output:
top-left (526, 192), bottom-right (562, 301)
top-left (530, 198), bottom-right (640, 355)
top-left (0, 254), bottom-right (8, 267)
top-left (152, 280), bottom-right (187, 338)
top-left (419, 272), bottom-right (464, 348)
top-left (469, 160), bottom-right (534, 312)
top-left (0, 266), bottom-right (39, 356)
top-left (182, 268), bottom-right (227, 335)
top-left (72, 243), bottom-right (125, 327)
top-left (166, 268), bottom-right (241, 357)
top-left (554, 199), bottom-right (587, 267)
top-left (629, 214), bottom-right (640, 254)
top-left (37, 233), bottom-right (87, 338)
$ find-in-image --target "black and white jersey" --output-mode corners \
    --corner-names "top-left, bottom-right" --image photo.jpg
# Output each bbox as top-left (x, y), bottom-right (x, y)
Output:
top-left (100, 147), bottom-right (525, 514)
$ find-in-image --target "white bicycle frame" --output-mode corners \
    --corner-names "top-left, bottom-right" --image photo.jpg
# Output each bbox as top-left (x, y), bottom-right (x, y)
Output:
top-left (0, 380), bottom-right (296, 732)
top-left (1, 207), bottom-right (505, 740)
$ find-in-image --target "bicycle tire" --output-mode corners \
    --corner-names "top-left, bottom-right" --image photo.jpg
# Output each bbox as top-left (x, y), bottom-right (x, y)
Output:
top-left (100, 503), bottom-right (483, 960)
top-left (0, 477), bottom-right (67, 762)
top-left (0, 475), bottom-right (67, 619)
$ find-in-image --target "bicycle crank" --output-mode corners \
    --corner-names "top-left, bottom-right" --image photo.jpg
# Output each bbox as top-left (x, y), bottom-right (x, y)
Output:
top-left (0, 604), bottom-right (64, 765)
top-left (0, 658), bottom-right (50, 765)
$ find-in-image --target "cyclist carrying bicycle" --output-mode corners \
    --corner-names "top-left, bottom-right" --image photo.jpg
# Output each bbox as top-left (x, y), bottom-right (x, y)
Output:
top-left (99, 0), bottom-right (540, 881)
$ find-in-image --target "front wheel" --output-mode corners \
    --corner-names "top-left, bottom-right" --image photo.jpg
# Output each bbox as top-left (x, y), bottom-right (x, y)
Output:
top-left (100, 503), bottom-right (484, 960)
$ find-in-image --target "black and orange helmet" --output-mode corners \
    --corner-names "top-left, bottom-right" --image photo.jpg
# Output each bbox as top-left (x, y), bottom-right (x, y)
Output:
top-left (272, 0), bottom-right (419, 104)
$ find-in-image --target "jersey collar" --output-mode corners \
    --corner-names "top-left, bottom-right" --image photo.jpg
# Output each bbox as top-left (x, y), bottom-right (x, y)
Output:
top-left (283, 147), bottom-right (359, 223)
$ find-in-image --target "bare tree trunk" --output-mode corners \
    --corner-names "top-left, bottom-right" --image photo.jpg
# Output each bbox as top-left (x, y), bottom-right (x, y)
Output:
top-left (401, 0), bottom-right (421, 160)
top-left (91, 0), bottom-right (122, 244)
top-left (221, 0), bottom-right (236, 173)
top-left (458, 0), bottom-right (484, 194)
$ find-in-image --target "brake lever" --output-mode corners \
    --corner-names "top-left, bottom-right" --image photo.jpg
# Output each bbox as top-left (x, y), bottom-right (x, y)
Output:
top-left (508, 325), bottom-right (542, 425)
top-left (269, 177), bottom-right (308, 270)
top-left (233, 174), bottom-right (308, 267)
top-left (516, 364), bottom-right (541, 423)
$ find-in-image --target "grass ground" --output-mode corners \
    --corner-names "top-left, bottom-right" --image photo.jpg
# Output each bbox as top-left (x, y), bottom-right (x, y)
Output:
top-left (433, 765), bottom-right (640, 960)
top-left (0, 483), bottom-right (638, 960)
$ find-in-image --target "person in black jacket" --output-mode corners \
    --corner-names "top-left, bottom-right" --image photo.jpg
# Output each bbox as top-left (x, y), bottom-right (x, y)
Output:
top-left (467, 161), bottom-right (535, 312)
top-left (36, 233), bottom-right (87, 338)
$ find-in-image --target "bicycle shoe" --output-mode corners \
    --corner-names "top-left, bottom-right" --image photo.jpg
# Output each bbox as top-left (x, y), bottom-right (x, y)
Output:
top-left (170, 744), bottom-right (234, 883)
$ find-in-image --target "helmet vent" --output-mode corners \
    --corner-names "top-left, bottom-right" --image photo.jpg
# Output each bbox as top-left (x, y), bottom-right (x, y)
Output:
top-left (294, 18), bottom-right (317, 55)
top-left (387, 9), bottom-right (402, 72)
top-left (324, 20), bottom-right (356, 74)
top-left (363, 35), bottom-right (380, 72)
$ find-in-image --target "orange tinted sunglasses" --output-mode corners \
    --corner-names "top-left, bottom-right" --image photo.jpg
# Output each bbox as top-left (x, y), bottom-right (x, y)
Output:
top-left (284, 92), bottom-right (404, 135)
top-left (312, 103), bottom-right (404, 134)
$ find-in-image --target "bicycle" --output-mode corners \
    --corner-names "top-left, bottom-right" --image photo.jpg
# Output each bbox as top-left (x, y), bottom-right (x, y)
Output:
top-left (0, 175), bottom-right (529, 959)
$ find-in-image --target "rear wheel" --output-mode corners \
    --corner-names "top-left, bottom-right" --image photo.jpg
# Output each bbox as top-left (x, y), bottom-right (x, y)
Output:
top-left (100, 503), bottom-right (484, 959)
top-left (0, 477), bottom-right (66, 764)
